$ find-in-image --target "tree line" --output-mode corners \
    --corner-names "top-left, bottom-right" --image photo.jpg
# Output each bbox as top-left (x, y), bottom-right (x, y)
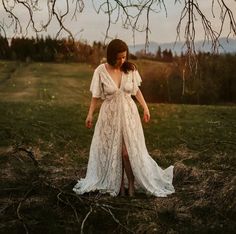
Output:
top-left (0, 36), bottom-right (235, 104)
top-left (135, 46), bottom-right (174, 62)
top-left (0, 36), bottom-right (106, 64)
top-left (139, 52), bottom-right (236, 104)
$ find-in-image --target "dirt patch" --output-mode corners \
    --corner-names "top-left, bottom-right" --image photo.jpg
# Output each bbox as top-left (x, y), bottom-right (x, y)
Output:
top-left (0, 146), bottom-right (235, 233)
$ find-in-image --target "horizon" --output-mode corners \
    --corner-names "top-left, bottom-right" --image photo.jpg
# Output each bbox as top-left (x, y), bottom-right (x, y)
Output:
top-left (4, 35), bottom-right (236, 55)
top-left (4, 35), bottom-right (236, 46)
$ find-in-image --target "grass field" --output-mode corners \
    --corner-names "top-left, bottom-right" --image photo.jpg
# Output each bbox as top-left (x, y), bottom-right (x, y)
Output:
top-left (0, 60), bottom-right (235, 233)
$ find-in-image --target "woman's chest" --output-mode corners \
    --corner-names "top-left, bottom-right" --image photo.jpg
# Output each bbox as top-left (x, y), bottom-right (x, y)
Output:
top-left (101, 72), bottom-right (134, 95)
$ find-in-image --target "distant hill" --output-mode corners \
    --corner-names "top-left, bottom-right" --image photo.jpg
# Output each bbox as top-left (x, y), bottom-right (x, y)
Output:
top-left (129, 37), bottom-right (236, 55)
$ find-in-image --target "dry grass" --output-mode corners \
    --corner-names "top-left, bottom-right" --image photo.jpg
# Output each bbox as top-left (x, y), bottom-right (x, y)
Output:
top-left (0, 60), bottom-right (235, 233)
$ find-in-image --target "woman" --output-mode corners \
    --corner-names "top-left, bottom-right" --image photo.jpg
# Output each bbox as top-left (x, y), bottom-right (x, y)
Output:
top-left (73, 39), bottom-right (175, 197)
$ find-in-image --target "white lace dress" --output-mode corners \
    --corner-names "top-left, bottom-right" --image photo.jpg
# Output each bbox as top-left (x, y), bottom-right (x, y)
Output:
top-left (73, 64), bottom-right (175, 197)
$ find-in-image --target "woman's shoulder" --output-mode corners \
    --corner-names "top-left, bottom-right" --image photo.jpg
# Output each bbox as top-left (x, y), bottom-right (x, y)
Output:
top-left (94, 63), bottom-right (105, 72)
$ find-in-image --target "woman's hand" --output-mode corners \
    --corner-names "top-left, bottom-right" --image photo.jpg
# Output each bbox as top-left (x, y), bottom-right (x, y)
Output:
top-left (135, 89), bottom-right (150, 123)
top-left (143, 108), bottom-right (150, 123)
top-left (86, 97), bottom-right (99, 129)
top-left (85, 114), bottom-right (93, 128)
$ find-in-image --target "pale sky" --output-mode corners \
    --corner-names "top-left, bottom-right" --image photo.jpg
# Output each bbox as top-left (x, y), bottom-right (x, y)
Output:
top-left (0, 0), bottom-right (235, 45)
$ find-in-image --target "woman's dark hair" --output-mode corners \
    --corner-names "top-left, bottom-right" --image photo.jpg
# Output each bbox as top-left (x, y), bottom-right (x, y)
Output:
top-left (106, 39), bottom-right (136, 73)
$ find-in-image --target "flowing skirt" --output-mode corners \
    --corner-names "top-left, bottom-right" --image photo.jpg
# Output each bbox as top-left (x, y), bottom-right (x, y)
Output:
top-left (73, 91), bottom-right (175, 197)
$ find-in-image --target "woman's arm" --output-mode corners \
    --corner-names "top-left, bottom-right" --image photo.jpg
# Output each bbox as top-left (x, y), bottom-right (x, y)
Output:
top-left (85, 97), bottom-right (100, 128)
top-left (135, 89), bottom-right (150, 123)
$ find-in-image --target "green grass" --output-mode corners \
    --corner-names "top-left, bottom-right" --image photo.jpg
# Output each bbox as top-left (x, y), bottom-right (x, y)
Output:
top-left (0, 60), bottom-right (236, 233)
top-left (0, 60), bottom-right (235, 170)
top-left (0, 60), bottom-right (94, 167)
top-left (144, 104), bottom-right (236, 170)
top-left (0, 61), bottom-right (92, 104)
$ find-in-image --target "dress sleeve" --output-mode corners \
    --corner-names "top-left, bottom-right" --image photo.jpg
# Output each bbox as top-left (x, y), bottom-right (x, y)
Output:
top-left (131, 70), bottom-right (142, 95)
top-left (89, 68), bottom-right (102, 98)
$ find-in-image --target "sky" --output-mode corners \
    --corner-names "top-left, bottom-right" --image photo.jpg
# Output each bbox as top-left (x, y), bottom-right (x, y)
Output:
top-left (0, 0), bottom-right (235, 46)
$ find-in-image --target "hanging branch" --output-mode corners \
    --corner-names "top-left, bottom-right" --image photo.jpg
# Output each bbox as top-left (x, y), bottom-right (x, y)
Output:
top-left (175, 0), bottom-right (236, 52)
top-left (92, 0), bottom-right (166, 48)
top-left (1, 0), bottom-right (22, 36)
top-left (174, 0), bottom-right (236, 72)
top-left (218, 0), bottom-right (236, 39)
top-left (0, 0), bottom-right (85, 39)
top-left (0, 0), bottom-right (235, 57)
top-left (0, 20), bottom-right (7, 37)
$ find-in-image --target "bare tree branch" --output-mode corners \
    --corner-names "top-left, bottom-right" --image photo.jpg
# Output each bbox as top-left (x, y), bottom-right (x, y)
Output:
top-left (174, 0), bottom-right (236, 72)
top-left (0, 0), bottom-right (235, 57)
top-left (219, 0), bottom-right (236, 37)
top-left (0, 0), bottom-right (85, 39)
top-left (92, 0), bottom-right (167, 48)
top-left (80, 206), bottom-right (93, 234)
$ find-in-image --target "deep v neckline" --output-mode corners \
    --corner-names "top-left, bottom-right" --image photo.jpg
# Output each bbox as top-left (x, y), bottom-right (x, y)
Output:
top-left (103, 64), bottom-right (123, 89)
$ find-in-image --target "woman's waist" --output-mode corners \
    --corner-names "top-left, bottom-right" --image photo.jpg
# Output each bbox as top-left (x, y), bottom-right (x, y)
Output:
top-left (104, 90), bottom-right (132, 101)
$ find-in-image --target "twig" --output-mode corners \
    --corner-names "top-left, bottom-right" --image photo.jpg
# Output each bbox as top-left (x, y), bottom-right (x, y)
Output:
top-left (1, 186), bottom-right (28, 192)
top-left (15, 146), bottom-right (39, 167)
top-left (80, 206), bottom-right (93, 234)
top-left (0, 202), bottom-right (13, 214)
top-left (101, 201), bottom-right (155, 211)
top-left (16, 187), bottom-right (33, 234)
top-left (56, 190), bottom-right (81, 224)
top-left (67, 197), bottom-right (81, 224)
top-left (215, 140), bottom-right (236, 146)
top-left (101, 206), bottom-right (134, 233)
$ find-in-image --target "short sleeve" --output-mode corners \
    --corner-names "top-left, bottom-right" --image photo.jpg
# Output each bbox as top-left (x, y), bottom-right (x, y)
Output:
top-left (131, 70), bottom-right (142, 95)
top-left (89, 68), bottom-right (102, 98)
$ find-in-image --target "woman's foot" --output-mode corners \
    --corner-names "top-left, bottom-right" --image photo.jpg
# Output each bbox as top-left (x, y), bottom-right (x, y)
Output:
top-left (119, 184), bottom-right (125, 196)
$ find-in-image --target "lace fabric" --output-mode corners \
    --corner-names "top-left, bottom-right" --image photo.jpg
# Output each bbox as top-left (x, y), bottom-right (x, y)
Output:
top-left (73, 64), bottom-right (175, 197)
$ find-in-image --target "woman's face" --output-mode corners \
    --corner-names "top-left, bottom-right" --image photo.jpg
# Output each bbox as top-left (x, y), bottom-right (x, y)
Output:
top-left (114, 51), bottom-right (127, 68)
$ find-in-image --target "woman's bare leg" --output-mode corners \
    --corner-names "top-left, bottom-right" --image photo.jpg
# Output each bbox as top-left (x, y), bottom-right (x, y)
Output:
top-left (119, 160), bottom-right (125, 196)
top-left (122, 143), bottom-right (135, 197)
